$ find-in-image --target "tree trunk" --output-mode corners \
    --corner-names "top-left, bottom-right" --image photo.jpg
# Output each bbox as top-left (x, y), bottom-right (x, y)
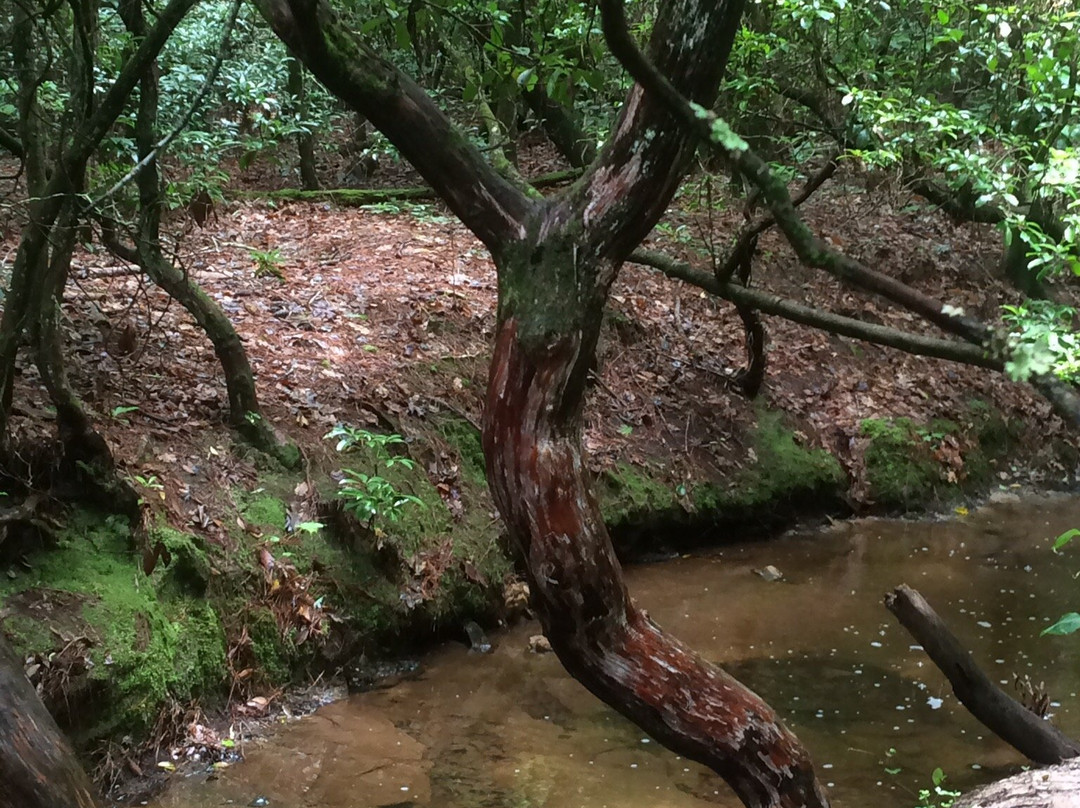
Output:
top-left (483, 312), bottom-right (828, 808)
top-left (521, 82), bottom-right (597, 168)
top-left (0, 636), bottom-right (99, 808)
top-left (117, 0), bottom-right (299, 468)
top-left (286, 57), bottom-right (320, 190)
top-left (257, 2), bottom-right (830, 805)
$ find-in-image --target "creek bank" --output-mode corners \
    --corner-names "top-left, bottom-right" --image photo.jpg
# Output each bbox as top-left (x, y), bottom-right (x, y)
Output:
top-left (1, 393), bottom-right (1066, 785)
top-left (3, 192), bottom-right (1079, 798)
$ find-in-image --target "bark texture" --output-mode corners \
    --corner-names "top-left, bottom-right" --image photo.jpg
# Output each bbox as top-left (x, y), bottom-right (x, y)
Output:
top-left (483, 319), bottom-right (828, 808)
top-left (954, 759), bottom-right (1080, 808)
top-left (260, 2), bottom-right (832, 806)
top-left (0, 636), bottom-right (99, 808)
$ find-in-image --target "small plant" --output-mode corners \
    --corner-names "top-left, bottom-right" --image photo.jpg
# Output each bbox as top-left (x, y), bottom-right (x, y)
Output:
top-left (133, 474), bottom-right (163, 491)
top-left (325, 425), bottom-right (425, 527)
top-left (110, 404), bottom-right (139, 424)
top-left (248, 246), bottom-right (285, 280)
top-left (1043, 528), bottom-right (1080, 636)
top-left (129, 473), bottom-right (165, 503)
top-left (916, 768), bottom-right (960, 808)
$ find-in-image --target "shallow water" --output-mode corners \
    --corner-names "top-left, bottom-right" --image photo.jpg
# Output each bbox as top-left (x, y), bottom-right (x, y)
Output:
top-left (153, 494), bottom-right (1080, 808)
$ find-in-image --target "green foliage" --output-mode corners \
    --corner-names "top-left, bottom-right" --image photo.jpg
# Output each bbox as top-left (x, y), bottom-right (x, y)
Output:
top-left (917, 767), bottom-right (960, 808)
top-left (248, 246), bottom-right (286, 279)
top-left (1043, 528), bottom-right (1080, 636)
top-left (1001, 301), bottom-right (1080, 382)
top-left (325, 425), bottom-right (425, 526)
top-left (723, 0), bottom-right (1080, 280)
top-left (860, 418), bottom-right (946, 508)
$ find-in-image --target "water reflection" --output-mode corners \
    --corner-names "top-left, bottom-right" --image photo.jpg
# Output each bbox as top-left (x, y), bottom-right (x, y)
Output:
top-left (153, 494), bottom-right (1080, 808)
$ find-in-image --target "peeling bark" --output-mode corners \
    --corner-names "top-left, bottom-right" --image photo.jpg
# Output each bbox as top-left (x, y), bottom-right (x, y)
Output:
top-left (483, 318), bottom-right (829, 808)
top-left (953, 759), bottom-right (1080, 808)
top-left (266, 0), bottom-right (833, 805)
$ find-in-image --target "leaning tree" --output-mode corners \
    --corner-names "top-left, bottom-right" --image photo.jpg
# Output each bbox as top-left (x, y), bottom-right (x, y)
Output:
top-left (252, 2), bottom-right (1080, 807)
top-left (253, 0), bottom-right (828, 805)
top-left (5, 1), bottom-right (1080, 806)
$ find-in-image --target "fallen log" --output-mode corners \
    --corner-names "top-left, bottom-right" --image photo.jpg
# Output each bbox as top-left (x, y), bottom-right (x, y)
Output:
top-left (953, 758), bottom-right (1080, 808)
top-left (0, 635), bottom-right (99, 808)
top-left (885, 584), bottom-right (1080, 764)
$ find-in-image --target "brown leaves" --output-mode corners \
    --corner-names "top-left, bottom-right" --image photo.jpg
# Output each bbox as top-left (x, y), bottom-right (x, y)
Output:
top-left (256, 545), bottom-right (330, 646)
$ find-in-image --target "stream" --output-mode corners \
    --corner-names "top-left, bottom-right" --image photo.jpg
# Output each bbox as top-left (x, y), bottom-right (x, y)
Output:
top-left (152, 494), bottom-right (1080, 808)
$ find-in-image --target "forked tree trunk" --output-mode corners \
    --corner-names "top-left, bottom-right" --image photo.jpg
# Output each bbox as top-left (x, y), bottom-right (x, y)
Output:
top-left (0, 636), bottom-right (99, 808)
top-left (255, 1), bottom-right (831, 806)
top-left (483, 315), bottom-right (828, 808)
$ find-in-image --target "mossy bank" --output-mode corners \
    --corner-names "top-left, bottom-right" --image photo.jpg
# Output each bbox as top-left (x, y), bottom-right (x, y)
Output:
top-left (0, 399), bottom-right (1050, 757)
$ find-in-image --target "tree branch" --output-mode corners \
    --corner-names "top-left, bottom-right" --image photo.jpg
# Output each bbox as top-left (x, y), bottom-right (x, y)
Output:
top-left (631, 249), bottom-right (1000, 369)
top-left (562, 0), bottom-right (746, 262)
top-left (600, 0), bottom-right (1080, 429)
top-left (0, 126), bottom-right (24, 159)
top-left (885, 585), bottom-right (1080, 765)
top-left (254, 0), bottom-right (532, 255)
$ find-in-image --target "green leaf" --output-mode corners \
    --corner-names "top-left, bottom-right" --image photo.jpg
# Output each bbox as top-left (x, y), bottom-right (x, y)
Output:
top-left (1042, 612), bottom-right (1080, 636)
top-left (932, 767), bottom-right (946, 787)
top-left (1053, 528), bottom-right (1080, 551)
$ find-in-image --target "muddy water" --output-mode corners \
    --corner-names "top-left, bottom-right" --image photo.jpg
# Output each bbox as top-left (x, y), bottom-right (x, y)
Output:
top-left (154, 495), bottom-right (1080, 808)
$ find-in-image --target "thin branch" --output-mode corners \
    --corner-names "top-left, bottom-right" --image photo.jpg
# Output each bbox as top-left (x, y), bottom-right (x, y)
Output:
top-left (93, 0), bottom-right (242, 207)
top-left (717, 150), bottom-right (839, 282)
top-left (600, 0), bottom-right (1080, 428)
top-left (630, 249), bottom-right (1000, 369)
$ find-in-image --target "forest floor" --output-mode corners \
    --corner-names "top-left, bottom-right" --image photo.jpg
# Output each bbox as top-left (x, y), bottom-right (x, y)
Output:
top-left (2, 140), bottom-right (1079, 797)
top-left (5, 141), bottom-right (1073, 522)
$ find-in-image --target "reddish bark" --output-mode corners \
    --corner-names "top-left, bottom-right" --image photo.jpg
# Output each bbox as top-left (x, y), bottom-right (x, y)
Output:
top-left (260, 3), bottom-right (833, 806)
top-left (483, 319), bottom-right (829, 808)
top-left (0, 637), bottom-right (99, 808)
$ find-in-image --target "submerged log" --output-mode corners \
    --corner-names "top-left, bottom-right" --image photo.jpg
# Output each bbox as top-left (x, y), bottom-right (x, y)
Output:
top-left (0, 635), bottom-right (99, 808)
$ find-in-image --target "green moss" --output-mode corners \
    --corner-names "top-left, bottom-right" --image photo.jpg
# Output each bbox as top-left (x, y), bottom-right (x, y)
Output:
top-left (150, 523), bottom-right (212, 596)
top-left (706, 411), bottom-right (846, 511)
top-left (596, 462), bottom-right (678, 525)
top-left (434, 415), bottom-right (487, 487)
top-left (239, 492), bottom-right (288, 532)
top-left (860, 417), bottom-right (945, 509)
top-left (0, 513), bottom-right (227, 741)
top-left (598, 412), bottom-right (845, 547)
top-left (245, 607), bottom-right (294, 685)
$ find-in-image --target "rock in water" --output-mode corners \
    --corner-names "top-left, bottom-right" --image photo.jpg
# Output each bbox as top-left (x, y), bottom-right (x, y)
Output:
top-left (528, 634), bottom-right (553, 654)
top-left (464, 621), bottom-right (492, 653)
top-left (753, 565), bottom-right (783, 582)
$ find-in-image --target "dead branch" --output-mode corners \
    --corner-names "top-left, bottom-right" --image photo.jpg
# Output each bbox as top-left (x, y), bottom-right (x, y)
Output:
top-left (884, 584), bottom-right (1080, 765)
